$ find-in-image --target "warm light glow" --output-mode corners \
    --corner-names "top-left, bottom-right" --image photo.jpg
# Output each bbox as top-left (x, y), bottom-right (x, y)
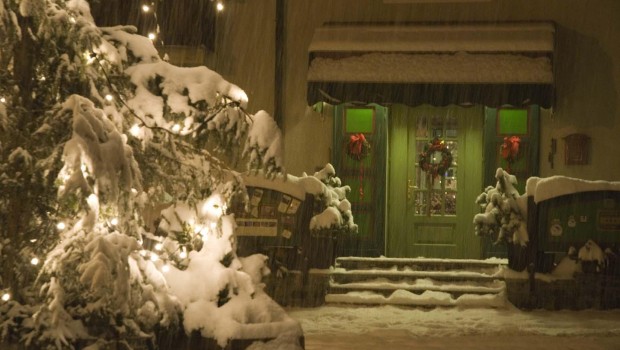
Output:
top-left (56, 222), bottom-right (66, 230)
top-left (154, 243), bottom-right (163, 251)
top-left (40, 76), bottom-right (46, 81)
top-left (85, 52), bottom-right (96, 65)
top-left (148, 33), bottom-right (156, 41)
top-left (142, 4), bottom-right (151, 12)
top-left (0, 97), bottom-right (6, 103)
top-left (30, 257), bottom-right (39, 265)
top-left (1, 293), bottom-right (9, 302)
top-left (69, 16), bottom-right (76, 24)
top-left (162, 264), bottom-right (170, 273)
top-left (150, 253), bottom-right (159, 262)
top-left (179, 250), bottom-right (188, 259)
top-left (110, 217), bottom-right (119, 226)
top-left (171, 124), bottom-right (181, 133)
top-left (129, 124), bottom-right (141, 137)
top-left (216, 1), bottom-right (224, 12)
top-left (105, 94), bottom-right (113, 102)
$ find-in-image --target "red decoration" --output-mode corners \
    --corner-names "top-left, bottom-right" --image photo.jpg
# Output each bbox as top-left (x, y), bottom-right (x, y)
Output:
top-left (346, 133), bottom-right (371, 200)
top-left (501, 136), bottom-right (521, 172)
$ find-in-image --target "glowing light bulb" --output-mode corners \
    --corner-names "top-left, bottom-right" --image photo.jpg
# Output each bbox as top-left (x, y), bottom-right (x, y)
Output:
top-left (31, 257), bottom-right (39, 265)
top-left (1, 293), bottom-right (10, 302)
top-left (129, 124), bottom-right (141, 137)
top-left (105, 94), bottom-right (113, 102)
top-left (40, 76), bottom-right (46, 81)
top-left (0, 97), bottom-right (6, 103)
top-left (171, 124), bottom-right (181, 133)
top-left (56, 222), bottom-right (66, 230)
top-left (179, 250), bottom-right (188, 259)
top-left (154, 243), bottom-right (163, 251)
top-left (85, 52), bottom-right (96, 65)
top-left (69, 16), bottom-right (76, 23)
top-left (110, 218), bottom-right (119, 226)
top-left (216, 1), bottom-right (224, 12)
top-left (142, 4), bottom-right (151, 12)
top-left (150, 253), bottom-right (159, 262)
top-left (148, 33), bottom-right (156, 41)
top-left (162, 264), bottom-right (170, 273)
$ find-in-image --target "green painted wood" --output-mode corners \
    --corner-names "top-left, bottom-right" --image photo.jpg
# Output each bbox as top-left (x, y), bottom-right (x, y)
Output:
top-left (387, 104), bottom-right (410, 257)
top-left (483, 105), bottom-right (540, 193)
top-left (387, 105), bottom-right (483, 258)
top-left (333, 103), bottom-right (387, 257)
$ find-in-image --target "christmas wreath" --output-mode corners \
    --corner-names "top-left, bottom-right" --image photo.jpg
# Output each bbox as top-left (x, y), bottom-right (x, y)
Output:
top-left (346, 133), bottom-right (370, 161)
top-left (500, 136), bottom-right (521, 172)
top-left (418, 138), bottom-right (453, 178)
top-left (346, 133), bottom-right (371, 200)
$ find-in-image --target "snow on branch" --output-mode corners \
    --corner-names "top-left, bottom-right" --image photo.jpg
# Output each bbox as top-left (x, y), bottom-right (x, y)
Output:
top-left (473, 168), bottom-right (528, 246)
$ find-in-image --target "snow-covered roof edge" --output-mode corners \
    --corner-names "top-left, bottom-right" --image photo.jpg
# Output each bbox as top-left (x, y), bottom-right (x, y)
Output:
top-left (526, 176), bottom-right (620, 203)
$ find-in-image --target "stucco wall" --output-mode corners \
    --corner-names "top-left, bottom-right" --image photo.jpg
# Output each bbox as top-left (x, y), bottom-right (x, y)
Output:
top-left (212, 0), bottom-right (620, 181)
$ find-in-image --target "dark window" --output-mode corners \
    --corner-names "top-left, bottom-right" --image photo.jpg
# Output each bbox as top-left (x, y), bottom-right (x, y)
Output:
top-left (89, 0), bottom-right (215, 50)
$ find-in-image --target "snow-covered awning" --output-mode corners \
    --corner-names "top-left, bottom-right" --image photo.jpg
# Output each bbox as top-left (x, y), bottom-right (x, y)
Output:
top-left (307, 22), bottom-right (555, 108)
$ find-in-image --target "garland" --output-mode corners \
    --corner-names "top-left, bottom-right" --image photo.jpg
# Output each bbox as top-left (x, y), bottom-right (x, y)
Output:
top-left (418, 138), bottom-right (453, 178)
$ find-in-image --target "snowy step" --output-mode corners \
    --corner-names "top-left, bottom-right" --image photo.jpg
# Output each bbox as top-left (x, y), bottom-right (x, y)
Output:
top-left (330, 268), bottom-right (503, 285)
top-left (335, 257), bottom-right (507, 274)
top-left (329, 277), bottom-right (506, 298)
top-left (324, 289), bottom-right (508, 308)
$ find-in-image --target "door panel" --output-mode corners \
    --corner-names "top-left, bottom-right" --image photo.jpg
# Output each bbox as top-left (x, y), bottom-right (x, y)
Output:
top-left (388, 105), bottom-right (483, 258)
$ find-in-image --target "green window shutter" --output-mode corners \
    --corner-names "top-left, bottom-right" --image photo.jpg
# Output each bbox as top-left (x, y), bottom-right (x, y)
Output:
top-left (484, 106), bottom-right (540, 192)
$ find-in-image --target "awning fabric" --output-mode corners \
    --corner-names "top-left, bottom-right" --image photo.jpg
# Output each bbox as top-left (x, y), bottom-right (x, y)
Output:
top-left (307, 22), bottom-right (555, 108)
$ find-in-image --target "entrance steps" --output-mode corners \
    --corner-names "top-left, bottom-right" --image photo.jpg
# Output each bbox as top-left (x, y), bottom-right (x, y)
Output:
top-left (325, 257), bottom-right (509, 308)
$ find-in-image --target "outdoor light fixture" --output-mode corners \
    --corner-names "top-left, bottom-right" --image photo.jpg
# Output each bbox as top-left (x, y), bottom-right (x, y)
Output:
top-left (142, 4), bottom-right (151, 12)
top-left (216, 1), bottom-right (224, 12)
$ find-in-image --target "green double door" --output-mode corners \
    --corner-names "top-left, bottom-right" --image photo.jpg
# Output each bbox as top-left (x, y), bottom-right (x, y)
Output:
top-left (387, 105), bottom-right (484, 259)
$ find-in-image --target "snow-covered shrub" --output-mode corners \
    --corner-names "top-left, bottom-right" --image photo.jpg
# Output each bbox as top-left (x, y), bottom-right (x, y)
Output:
top-left (303, 164), bottom-right (358, 235)
top-left (473, 168), bottom-right (528, 246)
top-left (0, 0), bottom-right (285, 348)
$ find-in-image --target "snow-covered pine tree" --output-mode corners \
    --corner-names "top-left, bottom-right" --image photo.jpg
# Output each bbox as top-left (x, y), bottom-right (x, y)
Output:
top-left (0, 0), bottom-right (283, 348)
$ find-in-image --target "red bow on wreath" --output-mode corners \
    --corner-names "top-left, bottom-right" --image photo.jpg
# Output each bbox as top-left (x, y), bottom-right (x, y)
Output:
top-left (348, 133), bottom-right (368, 160)
top-left (501, 136), bottom-right (521, 172)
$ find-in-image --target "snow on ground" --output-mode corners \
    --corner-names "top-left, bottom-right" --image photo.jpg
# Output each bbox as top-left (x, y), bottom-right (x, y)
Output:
top-left (287, 305), bottom-right (620, 350)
